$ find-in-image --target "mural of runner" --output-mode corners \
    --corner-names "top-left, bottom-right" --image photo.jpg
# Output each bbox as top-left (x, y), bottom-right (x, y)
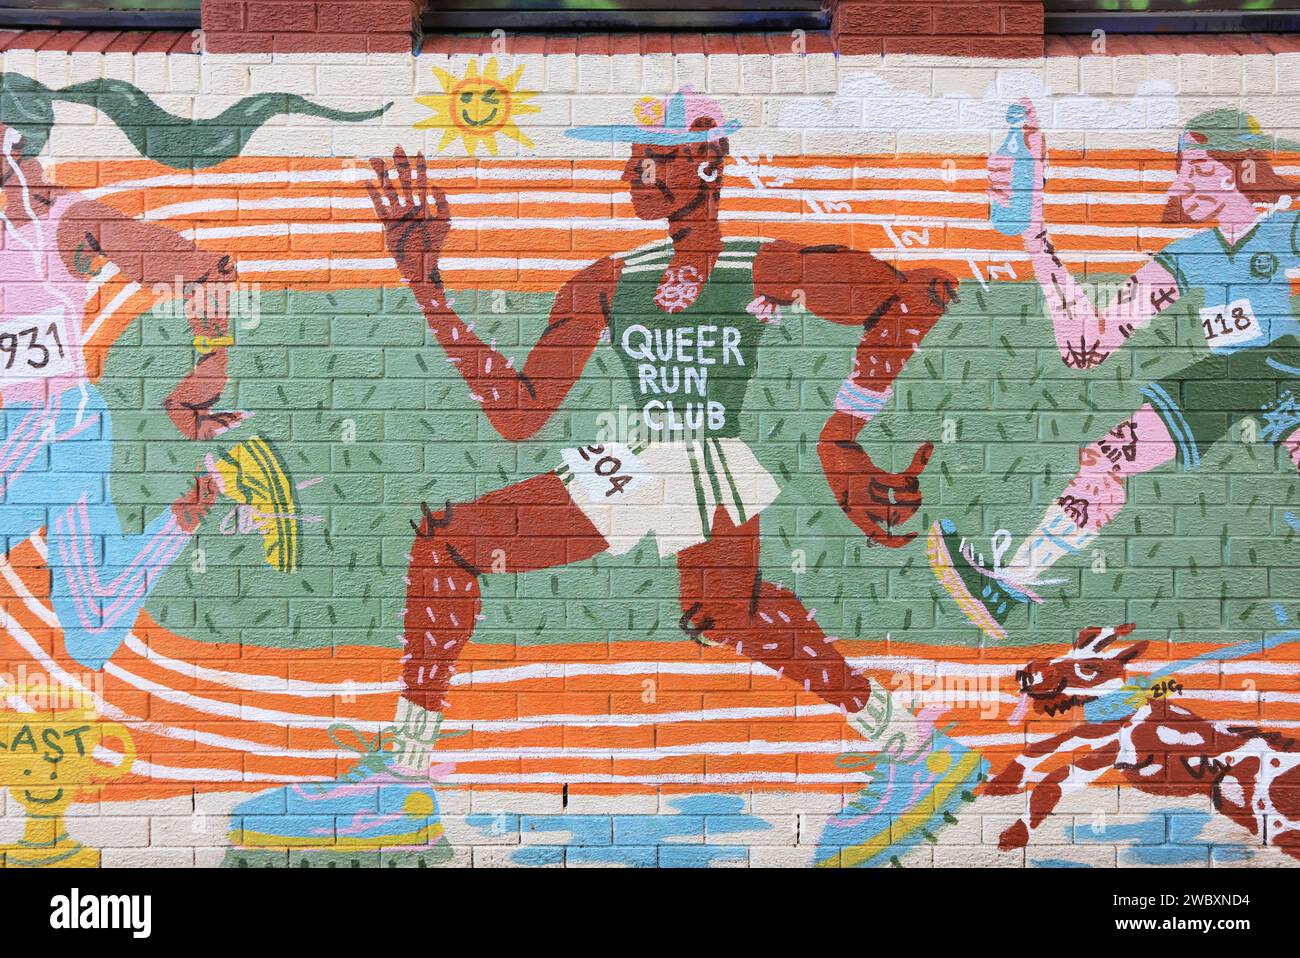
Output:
top-left (2, 35), bottom-right (1299, 868)
top-left (0, 118), bottom-right (301, 673)
top-left (930, 102), bottom-right (1300, 640)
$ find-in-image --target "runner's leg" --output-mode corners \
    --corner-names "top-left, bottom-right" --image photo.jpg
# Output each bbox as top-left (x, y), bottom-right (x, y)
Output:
top-left (400, 471), bottom-right (608, 715)
top-left (34, 392), bottom-right (221, 670)
top-left (1006, 404), bottom-right (1176, 581)
top-left (676, 507), bottom-right (873, 713)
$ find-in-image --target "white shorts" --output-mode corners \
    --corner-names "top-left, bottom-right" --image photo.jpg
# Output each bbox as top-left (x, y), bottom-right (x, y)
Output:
top-left (557, 438), bottom-right (782, 557)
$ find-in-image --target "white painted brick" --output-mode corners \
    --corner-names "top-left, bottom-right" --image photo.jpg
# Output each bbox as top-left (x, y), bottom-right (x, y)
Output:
top-left (751, 790), bottom-right (844, 814)
top-left (133, 53), bottom-right (170, 93)
top-left (804, 54), bottom-right (837, 95)
top-left (577, 55), bottom-right (611, 95)
top-left (1113, 56), bottom-right (1148, 96)
top-left (68, 53), bottom-right (104, 86)
top-left (34, 51), bottom-right (71, 88)
top-left (442, 815), bottom-right (520, 845)
top-left (1208, 56), bottom-right (1243, 95)
top-left (771, 54), bottom-right (805, 94)
top-left (983, 813), bottom-right (1072, 846)
top-left (610, 53), bottom-right (643, 93)
top-left (933, 844), bottom-right (1024, 867)
top-left (100, 847), bottom-right (195, 868)
top-left (749, 845), bottom-right (814, 867)
top-left (474, 845), bottom-right (558, 867)
top-left (566, 791), bottom-right (659, 814)
top-left (1044, 56), bottom-right (1080, 96)
top-left (1243, 54), bottom-right (1276, 94)
top-left (169, 54), bottom-right (202, 93)
top-left (66, 815), bottom-right (150, 848)
top-left (317, 65), bottom-right (412, 97)
top-left (1028, 844), bottom-right (1118, 867)
top-left (469, 790), bottom-right (564, 814)
top-left (1079, 56), bottom-right (1112, 95)
top-left (934, 68), bottom-right (995, 98)
top-left (151, 814), bottom-right (231, 847)
top-left (674, 54), bottom-right (707, 92)
top-left (739, 54), bottom-right (772, 94)
top-left (642, 53), bottom-right (673, 93)
top-left (250, 64), bottom-right (317, 94)
top-left (1179, 54), bottom-right (1214, 93)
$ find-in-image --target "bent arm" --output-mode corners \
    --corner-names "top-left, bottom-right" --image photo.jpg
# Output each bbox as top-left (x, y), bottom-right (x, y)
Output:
top-left (59, 201), bottom-right (243, 439)
top-left (1027, 234), bottom-right (1179, 369)
top-left (59, 198), bottom-right (234, 288)
top-left (755, 243), bottom-right (956, 546)
top-left (409, 258), bottom-right (619, 442)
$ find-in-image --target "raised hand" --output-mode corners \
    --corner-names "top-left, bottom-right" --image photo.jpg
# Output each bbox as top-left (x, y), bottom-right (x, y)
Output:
top-left (366, 146), bottom-right (451, 287)
top-left (987, 97), bottom-right (1046, 241)
top-left (824, 437), bottom-right (934, 548)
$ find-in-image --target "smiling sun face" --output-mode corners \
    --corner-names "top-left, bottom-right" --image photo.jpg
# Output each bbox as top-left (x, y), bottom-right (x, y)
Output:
top-left (415, 59), bottom-right (538, 157)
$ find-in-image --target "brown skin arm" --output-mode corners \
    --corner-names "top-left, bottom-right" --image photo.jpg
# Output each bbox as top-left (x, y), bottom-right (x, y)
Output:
top-left (368, 147), bottom-right (617, 442)
top-left (754, 242), bottom-right (957, 547)
top-left (58, 198), bottom-right (243, 441)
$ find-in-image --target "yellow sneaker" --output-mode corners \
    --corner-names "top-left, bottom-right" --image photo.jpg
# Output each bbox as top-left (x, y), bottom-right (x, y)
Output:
top-left (215, 435), bottom-right (302, 572)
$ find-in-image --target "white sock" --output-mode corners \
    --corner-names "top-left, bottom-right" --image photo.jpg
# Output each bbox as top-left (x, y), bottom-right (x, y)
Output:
top-left (1007, 504), bottom-right (1097, 584)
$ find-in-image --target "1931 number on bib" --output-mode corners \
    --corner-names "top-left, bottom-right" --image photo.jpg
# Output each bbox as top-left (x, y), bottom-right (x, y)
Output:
top-left (0, 308), bottom-right (73, 384)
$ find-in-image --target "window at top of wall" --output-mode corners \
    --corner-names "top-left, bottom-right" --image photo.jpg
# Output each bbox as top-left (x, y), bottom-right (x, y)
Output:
top-left (421, 0), bottom-right (830, 33)
top-left (0, 1), bottom-right (200, 28)
top-left (1045, 0), bottom-right (1300, 33)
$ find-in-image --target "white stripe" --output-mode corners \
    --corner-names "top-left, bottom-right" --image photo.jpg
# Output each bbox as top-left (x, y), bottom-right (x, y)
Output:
top-left (441, 703), bottom-right (844, 732)
top-left (102, 751), bottom-right (326, 783)
top-left (439, 772), bottom-right (902, 784)
top-left (102, 660), bottom-right (390, 731)
top-left (622, 261), bottom-right (753, 274)
top-left (84, 280), bottom-right (143, 343)
top-left (450, 660), bottom-right (756, 686)
top-left (0, 541), bottom-right (391, 745)
top-left (120, 634), bottom-right (401, 697)
top-left (83, 261), bottom-right (120, 299)
top-left (179, 223), bottom-right (291, 241)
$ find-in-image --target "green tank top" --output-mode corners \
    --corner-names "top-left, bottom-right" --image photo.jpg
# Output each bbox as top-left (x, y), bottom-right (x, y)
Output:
top-left (608, 238), bottom-right (768, 440)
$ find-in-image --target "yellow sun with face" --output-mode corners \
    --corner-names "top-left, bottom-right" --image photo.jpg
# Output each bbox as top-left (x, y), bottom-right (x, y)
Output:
top-left (415, 58), bottom-right (539, 157)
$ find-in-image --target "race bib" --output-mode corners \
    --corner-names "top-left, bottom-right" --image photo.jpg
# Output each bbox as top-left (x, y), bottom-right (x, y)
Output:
top-left (0, 308), bottom-right (74, 384)
top-left (1200, 298), bottom-right (1264, 350)
top-left (561, 442), bottom-right (647, 502)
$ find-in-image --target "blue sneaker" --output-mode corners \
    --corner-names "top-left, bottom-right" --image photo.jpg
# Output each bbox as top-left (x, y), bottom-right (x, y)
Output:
top-left (815, 732), bottom-right (986, 868)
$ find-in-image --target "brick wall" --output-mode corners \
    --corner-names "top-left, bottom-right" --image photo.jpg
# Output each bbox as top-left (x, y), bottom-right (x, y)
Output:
top-left (1, 16), bottom-right (1300, 869)
top-left (200, 0), bottom-right (418, 52)
top-left (831, 0), bottom-right (1045, 57)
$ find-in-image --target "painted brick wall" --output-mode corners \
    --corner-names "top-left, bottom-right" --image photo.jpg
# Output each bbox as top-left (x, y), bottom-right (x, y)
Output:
top-left (1, 21), bottom-right (1300, 869)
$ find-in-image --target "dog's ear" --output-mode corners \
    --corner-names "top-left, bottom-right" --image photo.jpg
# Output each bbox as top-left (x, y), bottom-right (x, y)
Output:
top-left (1073, 625), bottom-right (1105, 650)
top-left (1115, 641), bottom-right (1149, 664)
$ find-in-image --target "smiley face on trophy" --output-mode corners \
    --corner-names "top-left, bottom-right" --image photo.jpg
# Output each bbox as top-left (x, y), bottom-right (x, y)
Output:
top-left (0, 688), bottom-right (135, 867)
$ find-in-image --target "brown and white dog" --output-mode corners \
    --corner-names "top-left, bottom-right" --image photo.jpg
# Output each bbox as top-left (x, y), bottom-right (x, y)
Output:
top-left (989, 624), bottom-right (1300, 859)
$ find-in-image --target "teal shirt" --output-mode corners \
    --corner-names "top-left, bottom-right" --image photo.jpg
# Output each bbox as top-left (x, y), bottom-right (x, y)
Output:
top-left (1153, 209), bottom-right (1300, 355)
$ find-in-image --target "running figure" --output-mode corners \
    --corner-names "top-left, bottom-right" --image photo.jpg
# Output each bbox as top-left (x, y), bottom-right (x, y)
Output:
top-left (930, 104), bottom-right (1300, 639)
top-left (0, 123), bottom-right (301, 671)
top-left (371, 89), bottom-right (959, 752)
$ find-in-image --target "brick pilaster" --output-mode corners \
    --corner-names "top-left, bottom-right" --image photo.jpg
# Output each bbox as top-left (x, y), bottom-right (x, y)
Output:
top-left (830, 0), bottom-right (1044, 58)
top-left (200, 0), bottom-right (421, 54)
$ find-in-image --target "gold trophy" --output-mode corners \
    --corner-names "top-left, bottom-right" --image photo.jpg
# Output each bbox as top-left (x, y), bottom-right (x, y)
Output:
top-left (0, 689), bottom-right (135, 867)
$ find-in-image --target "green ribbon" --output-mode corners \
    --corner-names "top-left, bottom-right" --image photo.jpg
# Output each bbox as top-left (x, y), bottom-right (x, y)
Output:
top-left (0, 74), bottom-right (390, 168)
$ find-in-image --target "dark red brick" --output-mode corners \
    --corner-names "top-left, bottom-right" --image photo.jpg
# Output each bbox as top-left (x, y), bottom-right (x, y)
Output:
top-left (246, 2), bottom-right (315, 33)
top-left (201, 0), bottom-right (244, 33)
